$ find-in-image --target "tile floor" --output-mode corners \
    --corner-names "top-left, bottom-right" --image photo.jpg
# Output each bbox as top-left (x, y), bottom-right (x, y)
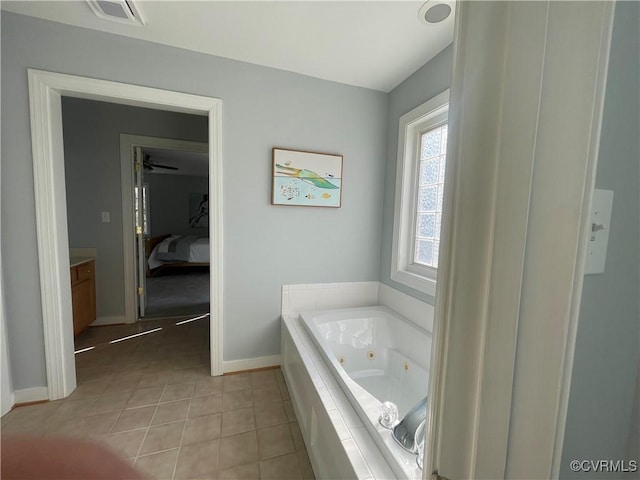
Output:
top-left (1, 317), bottom-right (315, 480)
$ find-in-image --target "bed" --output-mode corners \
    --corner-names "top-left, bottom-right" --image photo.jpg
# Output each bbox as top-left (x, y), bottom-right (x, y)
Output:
top-left (146, 234), bottom-right (210, 275)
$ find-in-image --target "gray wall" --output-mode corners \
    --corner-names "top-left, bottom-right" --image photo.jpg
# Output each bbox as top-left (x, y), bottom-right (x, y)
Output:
top-left (379, 46), bottom-right (454, 304)
top-left (1, 12), bottom-right (387, 389)
top-left (145, 173), bottom-right (209, 237)
top-left (561, 2), bottom-right (640, 476)
top-left (62, 97), bottom-right (208, 320)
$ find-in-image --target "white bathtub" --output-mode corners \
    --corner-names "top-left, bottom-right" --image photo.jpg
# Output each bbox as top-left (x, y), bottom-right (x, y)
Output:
top-left (281, 306), bottom-right (431, 479)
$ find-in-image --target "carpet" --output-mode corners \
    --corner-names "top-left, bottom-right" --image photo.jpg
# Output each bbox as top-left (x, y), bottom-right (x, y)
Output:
top-left (144, 268), bottom-right (210, 318)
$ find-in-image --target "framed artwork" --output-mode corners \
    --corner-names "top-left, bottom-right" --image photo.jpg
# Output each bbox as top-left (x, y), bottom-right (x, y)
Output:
top-left (189, 192), bottom-right (208, 228)
top-left (272, 148), bottom-right (343, 207)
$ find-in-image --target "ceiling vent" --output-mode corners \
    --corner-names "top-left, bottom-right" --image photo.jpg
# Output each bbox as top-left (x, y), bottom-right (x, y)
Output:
top-left (86, 0), bottom-right (145, 26)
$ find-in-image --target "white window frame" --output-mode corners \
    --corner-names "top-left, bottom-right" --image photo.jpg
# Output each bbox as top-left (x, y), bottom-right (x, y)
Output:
top-left (391, 89), bottom-right (449, 296)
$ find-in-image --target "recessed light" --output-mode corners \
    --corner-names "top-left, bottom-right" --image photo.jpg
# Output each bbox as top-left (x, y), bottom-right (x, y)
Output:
top-left (418, 1), bottom-right (453, 25)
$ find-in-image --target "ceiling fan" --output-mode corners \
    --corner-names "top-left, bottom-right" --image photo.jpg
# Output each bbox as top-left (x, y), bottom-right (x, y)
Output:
top-left (143, 153), bottom-right (178, 171)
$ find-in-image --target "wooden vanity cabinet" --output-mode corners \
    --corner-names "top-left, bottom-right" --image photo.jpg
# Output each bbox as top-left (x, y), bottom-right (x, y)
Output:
top-left (71, 260), bottom-right (96, 336)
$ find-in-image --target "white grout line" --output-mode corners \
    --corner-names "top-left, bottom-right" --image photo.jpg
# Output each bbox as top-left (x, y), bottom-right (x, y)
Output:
top-left (135, 447), bottom-right (180, 459)
top-left (171, 387), bottom-right (195, 480)
top-left (134, 384), bottom-right (168, 462)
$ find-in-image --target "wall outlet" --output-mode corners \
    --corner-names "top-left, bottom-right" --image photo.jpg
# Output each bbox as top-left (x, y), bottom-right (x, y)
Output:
top-left (584, 189), bottom-right (614, 275)
top-left (101, 211), bottom-right (111, 223)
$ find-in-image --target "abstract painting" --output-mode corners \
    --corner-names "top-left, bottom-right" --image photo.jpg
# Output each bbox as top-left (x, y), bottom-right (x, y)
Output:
top-left (272, 148), bottom-right (343, 207)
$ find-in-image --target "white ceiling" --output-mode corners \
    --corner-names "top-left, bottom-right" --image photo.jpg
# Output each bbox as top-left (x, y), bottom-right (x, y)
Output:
top-left (1, 1), bottom-right (455, 92)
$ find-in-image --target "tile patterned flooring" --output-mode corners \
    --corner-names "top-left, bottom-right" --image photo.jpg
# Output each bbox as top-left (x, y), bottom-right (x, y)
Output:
top-left (1, 317), bottom-right (315, 480)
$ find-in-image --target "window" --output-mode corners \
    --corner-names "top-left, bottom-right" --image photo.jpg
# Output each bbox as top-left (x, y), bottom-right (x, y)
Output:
top-left (134, 184), bottom-right (150, 235)
top-left (415, 123), bottom-right (447, 268)
top-left (391, 90), bottom-right (449, 296)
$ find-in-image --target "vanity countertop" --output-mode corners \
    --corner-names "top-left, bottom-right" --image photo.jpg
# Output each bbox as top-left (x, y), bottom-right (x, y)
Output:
top-left (70, 257), bottom-right (95, 268)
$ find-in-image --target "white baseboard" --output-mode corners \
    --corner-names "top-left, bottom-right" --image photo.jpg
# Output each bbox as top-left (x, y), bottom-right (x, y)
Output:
top-left (13, 387), bottom-right (48, 404)
top-left (223, 355), bottom-right (281, 374)
top-left (1, 393), bottom-right (15, 416)
top-left (90, 315), bottom-right (127, 326)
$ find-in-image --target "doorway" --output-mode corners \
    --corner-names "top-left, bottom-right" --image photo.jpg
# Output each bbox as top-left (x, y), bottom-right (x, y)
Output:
top-left (120, 136), bottom-right (210, 322)
top-left (28, 69), bottom-right (224, 400)
top-left (138, 146), bottom-right (210, 319)
top-left (138, 145), bottom-right (210, 319)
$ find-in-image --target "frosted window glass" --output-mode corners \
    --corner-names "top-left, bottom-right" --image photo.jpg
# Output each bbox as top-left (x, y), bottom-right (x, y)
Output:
top-left (414, 122), bottom-right (447, 268)
top-left (418, 186), bottom-right (438, 212)
top-left (421, 130), bottom-right (441, 159)
top-left (419, 158), bottom-right (440, 186)
top-left (438, 155), bottom-right (447, 183)
top-left (415, 239), bottom-right (434, 266)
top-left (417, 213), bottom-right (436, 238)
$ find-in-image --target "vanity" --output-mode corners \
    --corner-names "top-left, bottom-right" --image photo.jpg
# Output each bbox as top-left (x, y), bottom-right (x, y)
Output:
top-left (70, 257), bottom-right (96, 336)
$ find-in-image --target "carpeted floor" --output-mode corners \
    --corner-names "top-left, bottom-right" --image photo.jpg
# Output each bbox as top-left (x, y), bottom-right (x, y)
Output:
top-left (144, 268), bottom-right (210, 318)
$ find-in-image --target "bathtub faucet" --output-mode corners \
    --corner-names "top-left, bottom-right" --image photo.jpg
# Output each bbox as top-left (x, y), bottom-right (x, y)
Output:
top-left (392, 396), bottom-right (428, 454)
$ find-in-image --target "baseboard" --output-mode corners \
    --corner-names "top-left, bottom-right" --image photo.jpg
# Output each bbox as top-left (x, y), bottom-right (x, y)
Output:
top-left (1, 393), bottom-right (15, 417)
top-left (223, 355), bottom-right (281, 374)
top-left (13, 387), bottom-right (48, 404)
top-left (90, 315), bottom-right (127, 326)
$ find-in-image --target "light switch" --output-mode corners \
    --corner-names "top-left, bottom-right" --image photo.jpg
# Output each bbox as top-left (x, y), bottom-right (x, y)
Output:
top-left (101, 211), bottom-right (111, 223)
top-left (584, 189), bottom-right (614, 275)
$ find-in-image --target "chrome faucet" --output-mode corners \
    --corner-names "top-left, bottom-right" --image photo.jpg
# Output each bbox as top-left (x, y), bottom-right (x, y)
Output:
top-left (392, 396), bottom-right (428, 453)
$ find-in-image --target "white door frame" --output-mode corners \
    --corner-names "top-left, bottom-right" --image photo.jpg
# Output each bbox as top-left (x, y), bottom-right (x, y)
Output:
top-left (0, 241), bottom-right (14, 415)
top-left (120, 135), bottom-right (209, 324)
top-left (28, 69), bottom-right (224, 400)
top-left (425, 2), bottom-right (614, 479)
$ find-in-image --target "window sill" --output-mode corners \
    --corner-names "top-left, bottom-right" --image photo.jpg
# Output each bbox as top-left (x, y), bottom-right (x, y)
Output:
top-left (390, 269), bottom-right (437, 297)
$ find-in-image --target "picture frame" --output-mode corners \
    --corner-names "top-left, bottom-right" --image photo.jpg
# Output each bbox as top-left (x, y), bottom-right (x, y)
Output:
top-left (188, 192), bottom-right (208, 228)
top-left (272, 148), bottom-right (343, 207)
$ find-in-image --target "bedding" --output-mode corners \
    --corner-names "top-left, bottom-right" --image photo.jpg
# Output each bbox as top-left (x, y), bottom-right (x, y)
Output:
top-left (148, 235), bottom-right (210, 270)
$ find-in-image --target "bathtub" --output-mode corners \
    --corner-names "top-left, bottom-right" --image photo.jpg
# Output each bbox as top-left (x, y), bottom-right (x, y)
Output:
top-left (281, 306), bottom-right (431, 479)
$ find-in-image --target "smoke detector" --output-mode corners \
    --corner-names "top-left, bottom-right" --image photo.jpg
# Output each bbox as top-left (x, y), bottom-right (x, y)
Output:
top-left (418, 1), bottom-right (453, 25)
top-left (86, 0), bottom-right (145, 26)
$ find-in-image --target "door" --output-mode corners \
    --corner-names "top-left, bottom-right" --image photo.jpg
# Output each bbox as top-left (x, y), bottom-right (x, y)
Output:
top-left (134, 146), bottom-right (147, 319)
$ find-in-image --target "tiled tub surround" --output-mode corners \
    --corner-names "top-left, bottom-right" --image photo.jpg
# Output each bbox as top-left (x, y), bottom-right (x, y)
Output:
top-left (281, 283), bottom-right (434, 480)
top-left (282, 282), bottom-right (380, 316)
top-left (282, 282), bottom-right (434, 333)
